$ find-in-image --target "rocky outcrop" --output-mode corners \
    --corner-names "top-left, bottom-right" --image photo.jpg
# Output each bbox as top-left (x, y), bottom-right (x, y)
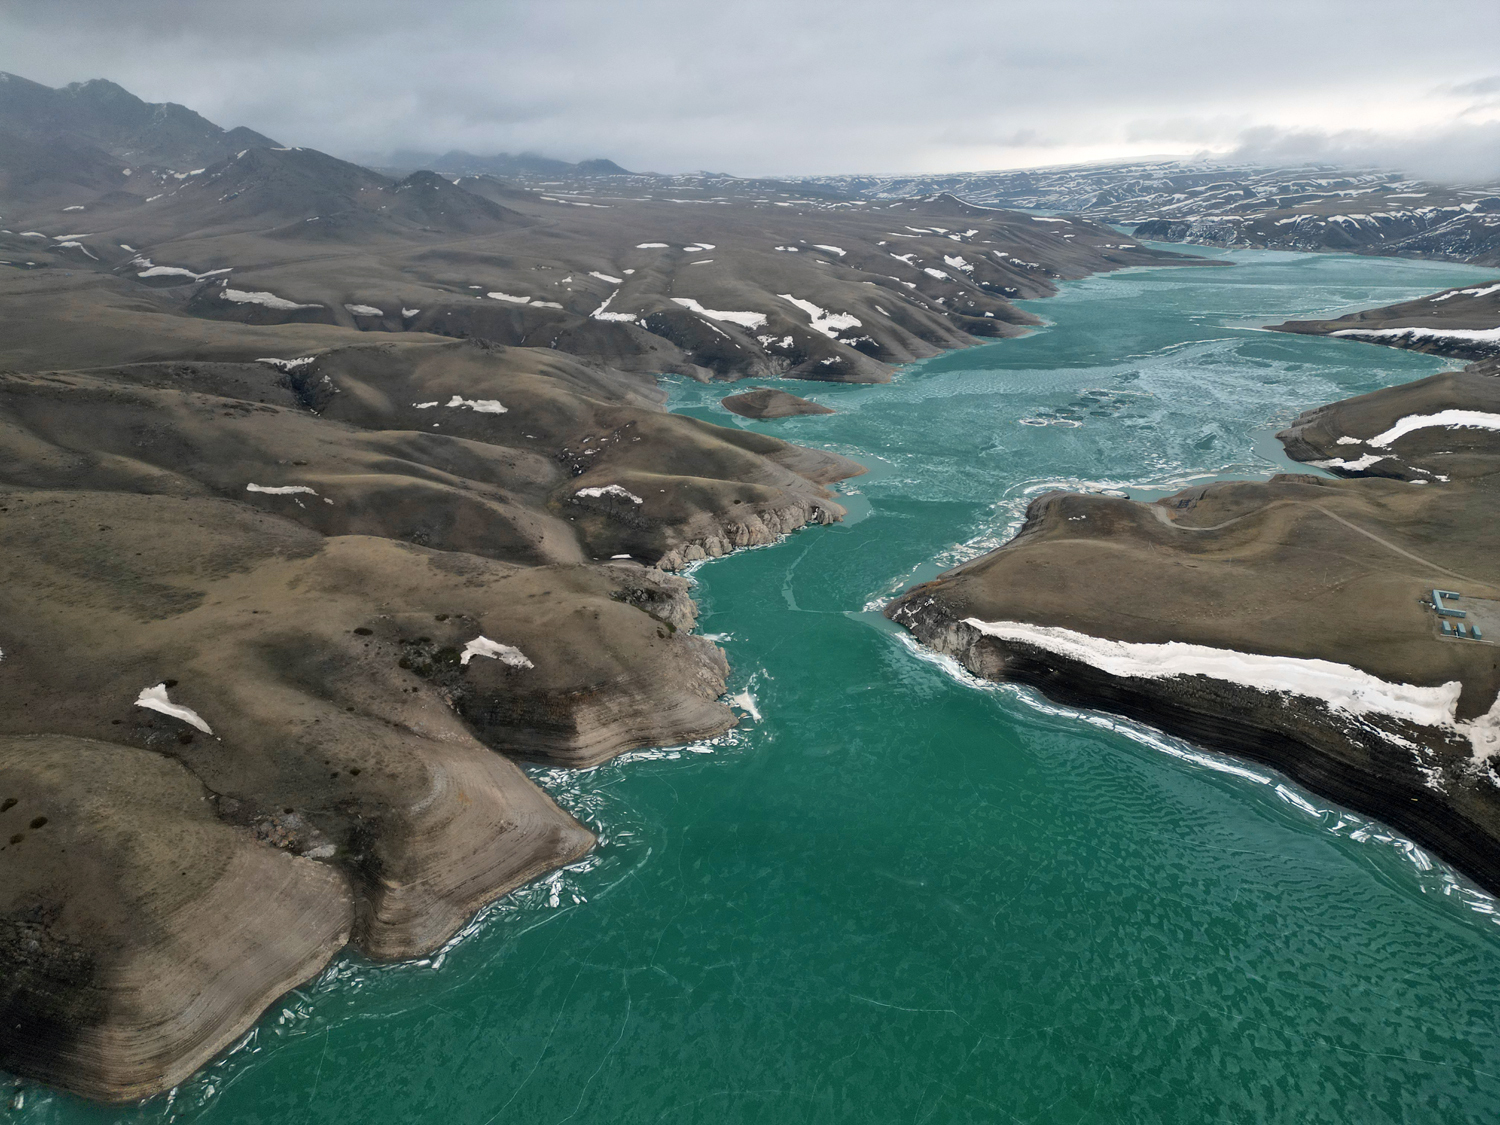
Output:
top-left (654, 496), bottom-right (844, 570)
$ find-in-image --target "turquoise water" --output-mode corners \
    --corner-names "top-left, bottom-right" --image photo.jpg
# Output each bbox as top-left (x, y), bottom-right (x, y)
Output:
top-left (18, 248), bottom-right (1500, 1124)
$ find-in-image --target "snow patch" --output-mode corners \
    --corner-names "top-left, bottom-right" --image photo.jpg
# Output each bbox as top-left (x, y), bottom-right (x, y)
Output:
top-left (591, 290), bottom-right (637, 322)
top-left (671, 297), bottom-right (767, 329)
top-left (221, 288), bottom-right (321, 311)
top-left (137, 264), bottom-right (231, 280)
top-left (777, 294), bottom-right (861, 338)
top-left (135, 683), bottom-right (213, 734)
top-left (574, 484), bottom-right (644, 504)
top-left (589, 271), bottom-right (624, 284)
top-left (1366, 410), bottom-right (1500, 448)
top-left (256, 356), bottom-right (315, 372)
top-left (1333, 326), bottom-right (1500, 346)
top-left (963, 618), bottom-right (1462, 732)
top-left (1430, 283), bottom-right (1500, 302)
top-left (460, 636), bottom-right (534, 668)
top-left (1308, 453), bottom-right (1391, 472)
top-left (344, 303), bottom-right (383, 317)
top-left (247, 483), bottom-right (317, 496)
top-left (444, 394), bottom-right (507, 414)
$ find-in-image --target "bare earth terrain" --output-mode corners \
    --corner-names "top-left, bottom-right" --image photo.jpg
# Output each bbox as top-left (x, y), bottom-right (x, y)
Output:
top-left (0, 72), bottom-right (1208, 1100)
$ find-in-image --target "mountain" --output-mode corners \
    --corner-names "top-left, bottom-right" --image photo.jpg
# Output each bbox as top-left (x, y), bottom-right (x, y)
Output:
top-left (378, 149), bottom-right (634, 178)
top-left (0, 71), bottom-right (279, 170)
top-left (0, 128), bottom-right (131, 205)
top-left (810, 160), bottom-right (1500, 267)
top-left (2, 144), bottom-right (524, 245)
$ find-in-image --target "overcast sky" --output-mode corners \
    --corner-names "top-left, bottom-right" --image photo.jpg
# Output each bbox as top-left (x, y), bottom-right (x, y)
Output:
top-left (3, 0), bottom-right (1499, 180)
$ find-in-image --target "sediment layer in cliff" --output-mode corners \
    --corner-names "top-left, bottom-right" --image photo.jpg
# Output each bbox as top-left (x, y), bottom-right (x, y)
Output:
top-left (0, 333), bottom-right (863, 1100)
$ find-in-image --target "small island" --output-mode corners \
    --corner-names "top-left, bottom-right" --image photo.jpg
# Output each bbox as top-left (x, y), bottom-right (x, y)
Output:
top-left (721, 387), bottom-right (836, 419)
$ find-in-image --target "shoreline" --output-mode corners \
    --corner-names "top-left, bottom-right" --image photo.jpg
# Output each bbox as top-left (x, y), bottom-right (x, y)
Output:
top-left (886, 347), bottom-right (1500, 897)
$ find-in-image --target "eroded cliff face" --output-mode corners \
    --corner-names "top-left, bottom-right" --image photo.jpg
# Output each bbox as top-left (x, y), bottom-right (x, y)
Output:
top-left (1270, 284), bottom-right (1500, 364)
top-left (886, 359), bottom-right (1500, 895)
top-left (0, 336), bottom-right (863, 1101)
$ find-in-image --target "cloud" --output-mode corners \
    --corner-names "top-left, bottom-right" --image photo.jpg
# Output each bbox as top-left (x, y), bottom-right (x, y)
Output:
top-left (1, 0), bottom-right (1498, 176)
top-left (1443, 75), bottom-right (1500, 97)
top-left (1229, 122), bottom-right (1500, 184)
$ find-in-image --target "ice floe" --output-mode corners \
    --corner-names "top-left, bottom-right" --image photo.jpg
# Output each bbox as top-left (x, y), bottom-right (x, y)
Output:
top-left (729, 691), bottom-right (761, 722)
top-left (460, 636), bottom-right (534, 668)
top-left (135, 683), bottom-right (213, 735)
top-left (671, 297), bottom-right (767, 329)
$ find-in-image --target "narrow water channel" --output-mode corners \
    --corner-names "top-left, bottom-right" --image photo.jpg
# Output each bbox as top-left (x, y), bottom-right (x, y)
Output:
top-left (25, 247), bottom-right (1500, 1125)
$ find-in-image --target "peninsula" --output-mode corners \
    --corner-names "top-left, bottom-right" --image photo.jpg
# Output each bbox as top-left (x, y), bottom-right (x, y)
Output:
top-left (888, 355), bottom-right (1500, 893)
